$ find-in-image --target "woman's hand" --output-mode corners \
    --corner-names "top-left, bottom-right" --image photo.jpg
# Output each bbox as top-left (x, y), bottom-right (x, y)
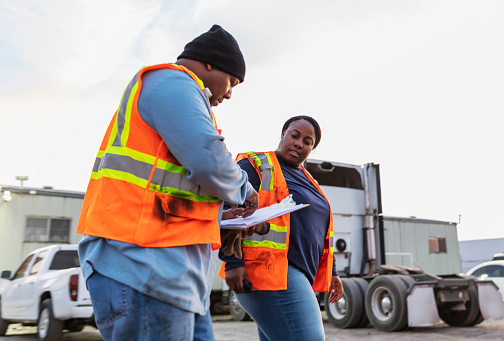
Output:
top-left (328, 276), bottom-right (344, 303)
top-left (225, 266), bottom-right (250, 294)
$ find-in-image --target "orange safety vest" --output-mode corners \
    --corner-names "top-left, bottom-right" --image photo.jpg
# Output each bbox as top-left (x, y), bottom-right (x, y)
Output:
top-left (219, 151), bottom-right (334, 291)
top-left (77, 63), bottom-right (222, 249)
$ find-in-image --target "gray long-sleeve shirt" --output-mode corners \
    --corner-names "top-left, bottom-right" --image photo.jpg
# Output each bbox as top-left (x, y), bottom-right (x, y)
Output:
top-left (79, 66), bottom-right (251, 315)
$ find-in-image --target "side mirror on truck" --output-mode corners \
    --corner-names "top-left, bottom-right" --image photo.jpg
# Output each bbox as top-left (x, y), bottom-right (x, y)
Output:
top-left (1, 270), bottom-right (11, 279)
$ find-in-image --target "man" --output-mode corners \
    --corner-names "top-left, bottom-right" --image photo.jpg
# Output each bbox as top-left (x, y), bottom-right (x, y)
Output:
top-left (77, 25), bottom-right (258, 341)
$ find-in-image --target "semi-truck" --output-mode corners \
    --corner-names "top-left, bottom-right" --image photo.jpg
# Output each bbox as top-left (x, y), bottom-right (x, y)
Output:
top-left (212, 159), bottom-right (504, 331)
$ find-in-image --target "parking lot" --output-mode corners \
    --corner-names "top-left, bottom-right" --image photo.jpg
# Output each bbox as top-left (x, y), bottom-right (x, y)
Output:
top-left (2, 313), bottom-right (504, 340)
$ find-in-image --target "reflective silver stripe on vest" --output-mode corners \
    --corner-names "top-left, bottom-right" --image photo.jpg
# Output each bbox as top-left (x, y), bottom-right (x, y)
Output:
top-left (112, 71), bottom-right (141, 147)
top-left (151, 166), bottom-right (210, 196)
top-left (92, 156), bottom-right (102, 173)
top-left (244, 228), bottom-right (287, 244)
top-left (97, 153), bottom-right (210, 196)
top-left (99, 153), bottom-right (153, 181)
top-left (256, 153), bottom-right (273, 192)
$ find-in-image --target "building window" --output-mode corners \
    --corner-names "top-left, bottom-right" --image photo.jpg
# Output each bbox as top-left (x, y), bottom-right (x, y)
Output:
top-left (428, 237), bottom-right (447, 253)
top-left (50, 219), bottom-right (71, 242)
top-left (25, 217), bottom-right (71, 243)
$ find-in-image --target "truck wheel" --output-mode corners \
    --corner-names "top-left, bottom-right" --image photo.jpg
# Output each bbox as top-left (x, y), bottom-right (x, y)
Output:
top-left (396, 275), bottom-right (415, 291)
top-left (365, 275), bottom-right (408, 332)
top-left (38, 299), bottom-right (63, 341)
top-left (468, 310), bottom-right (484, 326)
top-left (0, 298), bottom-right (9, 336)
top-left (352, 278), bottom-right (370, 327)
top-left (229, 292), bottom-right (251, 321)
top-left (211, 301), bottom-right (225, 315)
top-left (325, 278), bottom-right (364, 328)
top-left (439, 286), bottom-right (480, 327)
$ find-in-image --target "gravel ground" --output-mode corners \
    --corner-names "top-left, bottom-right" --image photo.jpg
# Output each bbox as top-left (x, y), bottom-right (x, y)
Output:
top-left (211, 313), bottom-right (504, 341)
top-left (2, 313), bottom-right (504, 340)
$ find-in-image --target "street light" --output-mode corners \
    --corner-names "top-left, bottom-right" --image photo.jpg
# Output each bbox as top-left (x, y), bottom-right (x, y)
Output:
top-left (16, 175), bottom-right (29, 188)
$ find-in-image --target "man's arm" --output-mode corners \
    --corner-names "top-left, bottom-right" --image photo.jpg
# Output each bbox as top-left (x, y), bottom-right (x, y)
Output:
top-left (138, 68), bottom-right (252, 204)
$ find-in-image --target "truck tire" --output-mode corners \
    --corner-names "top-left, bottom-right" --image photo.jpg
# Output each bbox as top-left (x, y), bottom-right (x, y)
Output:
top-left (325, 278), bottom-right (364, 328)
top-left (0, 298), bottom-right (9, 336)
top-left (38, 299), bottom-right (63, 341)
top-left (365, 275), bottom-right (408, 332)
top-left (352, 278), bottom-right (370, 327)
top-left (468, 310), bottom-right (484, 327)
top-left (229, 291), bottom-right (251, 321)
top-left (211, 301), bottom-right (225, 315)
top-left (438, 286), bottom-right (480, 327)
top-left (396, 275), bottom-right (415, 291)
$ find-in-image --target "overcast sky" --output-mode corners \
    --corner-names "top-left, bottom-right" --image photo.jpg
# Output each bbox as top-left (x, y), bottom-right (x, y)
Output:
top-left (1, 0), bottom-right (503, 242)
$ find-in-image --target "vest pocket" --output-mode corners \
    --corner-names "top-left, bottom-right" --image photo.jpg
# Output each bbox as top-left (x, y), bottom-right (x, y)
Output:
top-left (153, 192), bottom-right (219, 221)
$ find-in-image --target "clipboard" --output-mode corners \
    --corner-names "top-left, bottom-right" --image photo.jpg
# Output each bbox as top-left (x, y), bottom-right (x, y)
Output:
top-left (221, 203), bottom-right (309, 229)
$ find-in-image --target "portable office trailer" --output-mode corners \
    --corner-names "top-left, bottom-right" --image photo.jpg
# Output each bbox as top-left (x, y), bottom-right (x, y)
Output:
top-left (382, 216), bottom-right (461, 275)
top-left (0, 185), bottom-right (84, 271)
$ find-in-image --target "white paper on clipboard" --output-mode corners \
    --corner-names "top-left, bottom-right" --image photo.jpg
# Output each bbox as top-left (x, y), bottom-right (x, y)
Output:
top-left (220, 203), bottom-right (309, 229)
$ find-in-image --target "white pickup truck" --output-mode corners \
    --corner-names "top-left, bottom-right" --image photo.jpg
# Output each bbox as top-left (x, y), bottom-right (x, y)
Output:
top-left (0, 244), bottom-right (94, 340)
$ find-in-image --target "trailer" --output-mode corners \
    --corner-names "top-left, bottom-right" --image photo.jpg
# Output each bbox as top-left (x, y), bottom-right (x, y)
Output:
top-left (304, 159), bottom-right (504, 331)
top-left (213, 159), bottom-right (504, 331)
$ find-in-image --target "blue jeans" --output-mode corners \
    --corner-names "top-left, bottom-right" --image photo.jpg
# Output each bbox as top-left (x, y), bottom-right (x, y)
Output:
top-left (236, 265), bottom-right (325, 341)
top-left (86, 271), bottom-right (214, 341)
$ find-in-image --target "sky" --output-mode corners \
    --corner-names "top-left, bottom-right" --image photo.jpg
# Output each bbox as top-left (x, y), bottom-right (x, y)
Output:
top-left (0, 0), bottom-right (503, 242)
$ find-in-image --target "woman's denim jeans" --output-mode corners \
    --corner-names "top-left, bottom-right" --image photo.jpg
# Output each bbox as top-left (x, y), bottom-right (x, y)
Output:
top-left (236, 265), bottom-right (325, 341)
top-left (86, 271), bottom-right (214, 341)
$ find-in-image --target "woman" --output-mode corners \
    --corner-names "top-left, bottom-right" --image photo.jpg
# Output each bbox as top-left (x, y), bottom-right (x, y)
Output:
top-left (219, 115), bottom-right (344, 341)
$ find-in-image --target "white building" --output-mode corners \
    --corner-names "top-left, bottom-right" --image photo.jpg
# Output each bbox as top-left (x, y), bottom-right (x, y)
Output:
top-left (0, 185), bottom-right (84, 272)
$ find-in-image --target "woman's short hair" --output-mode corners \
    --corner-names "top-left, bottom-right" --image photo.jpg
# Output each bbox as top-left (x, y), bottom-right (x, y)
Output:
top-left (281, 115), bottom-right (321, 148)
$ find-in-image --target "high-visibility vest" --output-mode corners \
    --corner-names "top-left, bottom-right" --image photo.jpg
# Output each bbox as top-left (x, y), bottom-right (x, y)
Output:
top-left (219, 151), bottom-right (334, 291)
top-left (77, 63), bottom-right (222, 249)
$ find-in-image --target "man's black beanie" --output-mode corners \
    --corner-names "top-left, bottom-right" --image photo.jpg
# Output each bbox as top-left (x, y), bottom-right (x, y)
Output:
top-left (177, 24), bottom-right (246, 83)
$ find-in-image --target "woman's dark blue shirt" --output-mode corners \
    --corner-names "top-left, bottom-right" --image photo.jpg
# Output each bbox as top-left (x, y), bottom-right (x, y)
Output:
top-left (221, 153), bottom-right (337, 285)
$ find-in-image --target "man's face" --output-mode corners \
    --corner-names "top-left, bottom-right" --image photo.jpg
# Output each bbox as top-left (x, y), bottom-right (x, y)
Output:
top-left (204, 67), bottom-right (240, 107)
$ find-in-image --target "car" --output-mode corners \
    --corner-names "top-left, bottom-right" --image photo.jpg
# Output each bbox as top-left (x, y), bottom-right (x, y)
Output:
top-left (466, 260), bottom-right (504, 300)
top-left (0, 245), bottom-right (94, 340)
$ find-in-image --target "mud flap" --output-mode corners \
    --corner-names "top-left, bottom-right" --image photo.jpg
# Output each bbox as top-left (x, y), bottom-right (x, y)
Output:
top-left (477, 281), bottom-right (504, 320)
top-left (406, 285), bottom-right (443, 327)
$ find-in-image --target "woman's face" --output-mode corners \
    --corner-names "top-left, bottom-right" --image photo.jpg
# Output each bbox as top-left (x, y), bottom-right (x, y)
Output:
top-left (276, 119), bottom-right (316, 166)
